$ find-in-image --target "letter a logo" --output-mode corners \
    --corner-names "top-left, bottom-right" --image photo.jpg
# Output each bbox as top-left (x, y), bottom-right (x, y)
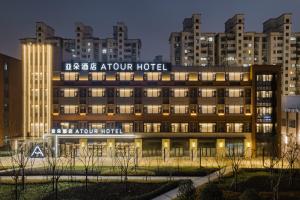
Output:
top-left (30, 145), bottom-right (44, 158)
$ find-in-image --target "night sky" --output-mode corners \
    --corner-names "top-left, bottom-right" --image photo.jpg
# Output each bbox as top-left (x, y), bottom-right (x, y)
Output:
top-left (0, 0), bottom-right (299, 61)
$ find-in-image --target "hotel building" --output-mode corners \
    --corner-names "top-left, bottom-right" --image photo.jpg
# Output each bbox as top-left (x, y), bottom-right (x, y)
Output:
top-left (169, 13), bottom-right (300, 96)
top-left (19, 20), bottom-right (282, 159)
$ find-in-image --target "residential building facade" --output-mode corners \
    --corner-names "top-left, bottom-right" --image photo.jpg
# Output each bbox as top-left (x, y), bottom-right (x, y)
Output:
top-left (170, 13), bottom-right (300, 95)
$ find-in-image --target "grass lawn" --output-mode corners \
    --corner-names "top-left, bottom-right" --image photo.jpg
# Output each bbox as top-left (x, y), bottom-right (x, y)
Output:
top-left (0, 166), bottom-right (216, 177)
top-left (197, 169), bottom-right (300, 200)
top-left (0, 180), bottom-right (179, 200)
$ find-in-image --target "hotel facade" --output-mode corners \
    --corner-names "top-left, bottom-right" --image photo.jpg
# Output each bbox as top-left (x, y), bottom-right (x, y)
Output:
top-left (19, 19), bottom-right (282, 159)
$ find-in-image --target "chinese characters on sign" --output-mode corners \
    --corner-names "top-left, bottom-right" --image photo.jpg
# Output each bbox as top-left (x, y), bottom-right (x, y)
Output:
top-left (51, 128), bottom-right (123, 135)
top-left (63, 62), bottom-right (170, 72)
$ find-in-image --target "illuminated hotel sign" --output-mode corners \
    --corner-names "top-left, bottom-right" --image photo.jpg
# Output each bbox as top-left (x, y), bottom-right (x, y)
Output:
top-left (63, 62), bottom-right (171, 72)
top-left (51, 128), bottom-right (123, 135)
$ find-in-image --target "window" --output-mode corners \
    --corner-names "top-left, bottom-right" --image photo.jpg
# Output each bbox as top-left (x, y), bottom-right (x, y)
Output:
top-left (122, 123), bottom-right (133, 133)
top-left (171, 88), bottom-right (189, 97)
top-left (171, 105), bottom-right (189, 114)
top-left (256, 75), bottom-right (273, 81)
top-left (117, 105), bottom-right (134, 114)
top-left (201, 72), bottom-right (215, 81)
top-left (62, 88), bottom-right (78, 97)
top-left (89, 123), bottom-right (105, 130)
top-left (144, 105), bottom-right (161, 114)
top-left (88, 105), bottom-right (105, 114)
top-left (199, 123), bottom-right (216, 132)
top-left (256, 123), bottom-right (272, 133)
top-left (144, 123), bottom-right (161, 133)
top-left (116, 88), bottom-right (133, 97)
top-left (90, 72), bottom-right (105, 81)
top-left (228, 72), bottom-right (242, 81)
top-left (89, 88), bottom-right (105, 97)
top-left (63, 72), bottom-right (79, 81)
top-left (61, 105), bottom-right (79, 114)
top-left (199, 105), bottom-right (216, 114)
top-left (226, 105), bottom-right (244, 114)
top-left (226, 123), bottom-right (243, 133)
top-left (227, 89), bottom-right (244, 97)
top-left (257, 91), bottom-right (272, 98)
top-left (173, 72), bottom-right (188, 81)
top-left (118, 72), bottom-right (133, 81)
top-left (199, 89), bottom-right (216, 97)
top-left (145, 72), bottom-right (161, 81)
top-left (171, 123), bottom-right (188, 133)
top-left (144, 88), bottom-right (161, 97)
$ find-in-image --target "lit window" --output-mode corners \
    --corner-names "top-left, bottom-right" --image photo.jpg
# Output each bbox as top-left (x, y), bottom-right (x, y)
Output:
top-left (122, 123), bottom-right (133, 133)
top-left (226, 123), bottom-right (243, 133)
top-left (145, 72), bottom-right (161, 81)
top-left (171, 105), bottom-right (189, 114)
top-left (117, 88), bottom-right (133, 97)
top-left (227, 89), bottom-right (244, 97)
top-left (171, 88), bottom-right (189, 97)
top-left (226, 105), bottom-right (244, 114)
top-left (61, 105), bottom-right (78, 114)
top-left (171, 123), bottom-right (188, 133)
top-left (228, 72), bottom-right (242, 81)
top-left (199, 123), bottom-right (216, 132)
top-left (89, 123), bottom-right (105, 130)
top-left (117, 105), bottom-right (134, 114)
top-left (173, 72), bottom-right (188, 81)
top-left (199, 89), bottom-right (216, 97)
top-left (63, 72), bottom-right (79, 81)
top-left (144, 123), bottom-right (161, 133)
top-left (62, 88), bottom-right (78, 97)
top-left (201, 72), bottom-right (215, 81)
top-left (256, 123), bottom-right (272, 133)
top-left (118, 72), bottom-right (133, 81)
top-left (91, 72), bottom-right (105, 81)
top-left (88, 105), bottom-right (105, 114)
top-left (89, 88), bottom-right (105, 97)
top-left (199, 105), bottom-right (216, 114)
top-left (144, 105), bottom-right (161, 114)
top-left (144, 88), bottom-right (161, 97)
top-left (102, 48), bottom-right (107, 54)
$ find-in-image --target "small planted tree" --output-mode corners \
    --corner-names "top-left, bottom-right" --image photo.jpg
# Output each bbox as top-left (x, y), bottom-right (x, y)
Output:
top-left (284, 133), bottom-right (300, 185)
top-left (177, 180), bottom-right (196, 200)
top-left (214, 154), bottom-right (227, 183)
top-left (228, 147), bottom-right (242, 192)
top-left (79, 145), bottom-right (96, 191)
top-left (115, 144), bottom-right (135, 192)
top-left (44, 147), bottom-right (67, 200)
top-left (10, 143), bottom-right (30, 191)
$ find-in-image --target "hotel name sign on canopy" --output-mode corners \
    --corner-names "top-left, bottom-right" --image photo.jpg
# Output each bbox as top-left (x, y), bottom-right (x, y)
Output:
top-left (64, 62), bottom-right (171, 72)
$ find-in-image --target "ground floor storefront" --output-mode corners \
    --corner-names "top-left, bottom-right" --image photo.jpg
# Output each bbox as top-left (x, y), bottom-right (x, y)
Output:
top-left (40, 136), bottom-right (253, 159)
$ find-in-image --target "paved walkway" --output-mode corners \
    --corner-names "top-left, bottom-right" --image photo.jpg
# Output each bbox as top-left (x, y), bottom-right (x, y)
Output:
top-left (152, 167), bottom-right (231, 200)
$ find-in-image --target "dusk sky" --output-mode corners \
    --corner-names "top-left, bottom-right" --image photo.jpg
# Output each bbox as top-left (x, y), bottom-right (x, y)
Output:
top-left (0, 0), bottom-right (300, 61)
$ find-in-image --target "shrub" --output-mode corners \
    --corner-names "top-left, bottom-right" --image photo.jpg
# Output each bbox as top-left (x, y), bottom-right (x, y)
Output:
top-left (239, 189), bottom-right (261, 200)
top-left (199, 183), bottom-right (223, 200)
top-left (177, 180), bottom-right (196, 200)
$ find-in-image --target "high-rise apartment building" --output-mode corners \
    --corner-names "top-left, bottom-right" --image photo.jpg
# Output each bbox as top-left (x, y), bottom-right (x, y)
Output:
top-left (99, 22), bottom-right (141, 62)
top-left (170, 13), bottom-right (300, 95)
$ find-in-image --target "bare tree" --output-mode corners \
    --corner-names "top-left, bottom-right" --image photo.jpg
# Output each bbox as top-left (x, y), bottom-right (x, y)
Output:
top-left (10, 143), bottom-right (30, 191)
top-left (214, 154), bottom-right (227, 184)
top-left (44, 147), bottom-right (68, 200)
top-left (228, 147), bottom-right (242, 192)
top-left (115, 144), bottom-right (135, 192)
top-left (78, 145), bottom-right (96, 191)
top-left (284, 133), bottom-right (300, 185)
